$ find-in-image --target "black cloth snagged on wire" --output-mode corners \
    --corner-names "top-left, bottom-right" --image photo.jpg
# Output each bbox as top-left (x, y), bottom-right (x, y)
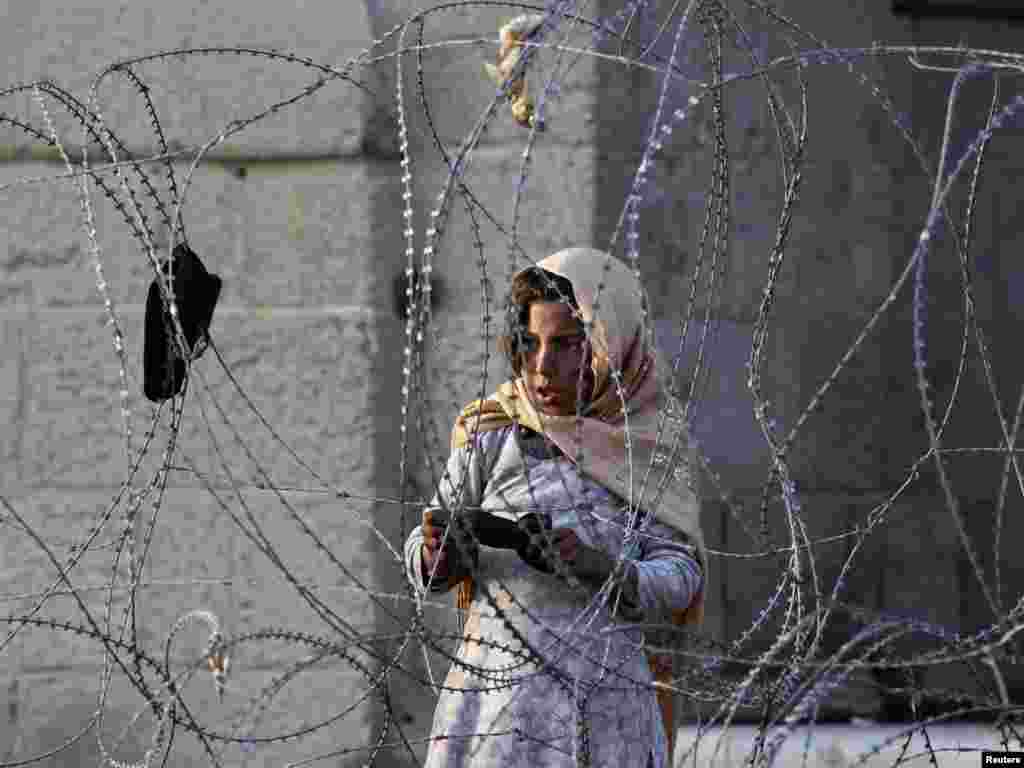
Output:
top-left (143, 243), bottom-right (221, 402)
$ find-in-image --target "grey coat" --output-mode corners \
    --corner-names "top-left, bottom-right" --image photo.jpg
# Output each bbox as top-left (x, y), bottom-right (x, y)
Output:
top-left (404, 425), bottom-right (702, 768)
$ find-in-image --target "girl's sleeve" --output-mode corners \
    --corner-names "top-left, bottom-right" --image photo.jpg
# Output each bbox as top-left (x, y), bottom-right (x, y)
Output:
top-left (403, 433), bottom-right (495, 595)
top-left (612, 520), bottom-right (703, 623)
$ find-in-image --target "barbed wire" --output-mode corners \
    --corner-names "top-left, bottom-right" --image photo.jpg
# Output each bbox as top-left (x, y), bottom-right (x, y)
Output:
top-left (2, 0), bottom-right (1024, 765)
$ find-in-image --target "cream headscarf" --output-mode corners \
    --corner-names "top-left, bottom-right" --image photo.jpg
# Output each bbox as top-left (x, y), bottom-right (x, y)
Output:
top-left (448, 247), bottom-right (706, 753)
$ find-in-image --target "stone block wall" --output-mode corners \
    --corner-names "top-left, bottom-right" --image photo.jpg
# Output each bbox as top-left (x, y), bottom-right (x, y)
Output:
top-left (1, 2), bottom-right (393, 764)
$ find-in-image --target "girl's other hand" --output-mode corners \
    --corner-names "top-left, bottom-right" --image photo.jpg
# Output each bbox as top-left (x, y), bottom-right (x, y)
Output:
top-left (421, 510), bottom-right (451, 583)
top-left (549, 528), bottom-right (615, 582)
top-left (549, 527), bottom-right (582, 566)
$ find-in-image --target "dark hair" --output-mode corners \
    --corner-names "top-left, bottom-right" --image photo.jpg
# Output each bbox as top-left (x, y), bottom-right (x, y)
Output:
top-left (499, 267), bottom-right (581, 375)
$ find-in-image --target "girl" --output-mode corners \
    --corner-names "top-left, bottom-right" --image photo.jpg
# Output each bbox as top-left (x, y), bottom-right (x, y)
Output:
top-left (405, 247), bottom-right (705, 767)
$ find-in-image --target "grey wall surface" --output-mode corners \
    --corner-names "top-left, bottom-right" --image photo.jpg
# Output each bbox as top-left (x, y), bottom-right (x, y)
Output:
top-left (1, 2), bottom-right (388, 765)
top-left (1, 1), bottom-right (368, 156)
top-left (593, 0), bottom-right (1024, 716)
top-left (2, 1), bottom-right (1023, 765)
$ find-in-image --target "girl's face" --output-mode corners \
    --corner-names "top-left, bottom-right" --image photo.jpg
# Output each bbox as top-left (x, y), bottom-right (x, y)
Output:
top-left (521, 301), bottom-right (594, 416)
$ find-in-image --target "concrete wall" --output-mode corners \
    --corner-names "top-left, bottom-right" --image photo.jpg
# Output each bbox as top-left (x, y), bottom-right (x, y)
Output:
top-left (593, 0), bottom-right (1024, 717)
top-left (2, 1), bottom-right (1023, 765)
top-left (1, 2), bottom-right (388, 765)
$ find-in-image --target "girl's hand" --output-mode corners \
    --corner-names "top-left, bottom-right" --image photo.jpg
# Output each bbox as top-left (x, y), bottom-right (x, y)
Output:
top-left (549, 527), bottom-right (582, 566)
top-left (548, 528), bottom-right (614, 582)
top-left (421, 510), bottom-right (451, 583)
top-left (549, 528), bottom-right (639, 611)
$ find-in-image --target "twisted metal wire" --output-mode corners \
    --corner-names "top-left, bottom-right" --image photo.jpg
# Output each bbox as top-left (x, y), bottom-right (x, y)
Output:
top-left (2, 1), bottom-right (1024, 765)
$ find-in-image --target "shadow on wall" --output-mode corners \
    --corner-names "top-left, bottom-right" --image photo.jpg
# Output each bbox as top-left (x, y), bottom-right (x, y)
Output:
top-left (655, 316), bottom-right (768, 475)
